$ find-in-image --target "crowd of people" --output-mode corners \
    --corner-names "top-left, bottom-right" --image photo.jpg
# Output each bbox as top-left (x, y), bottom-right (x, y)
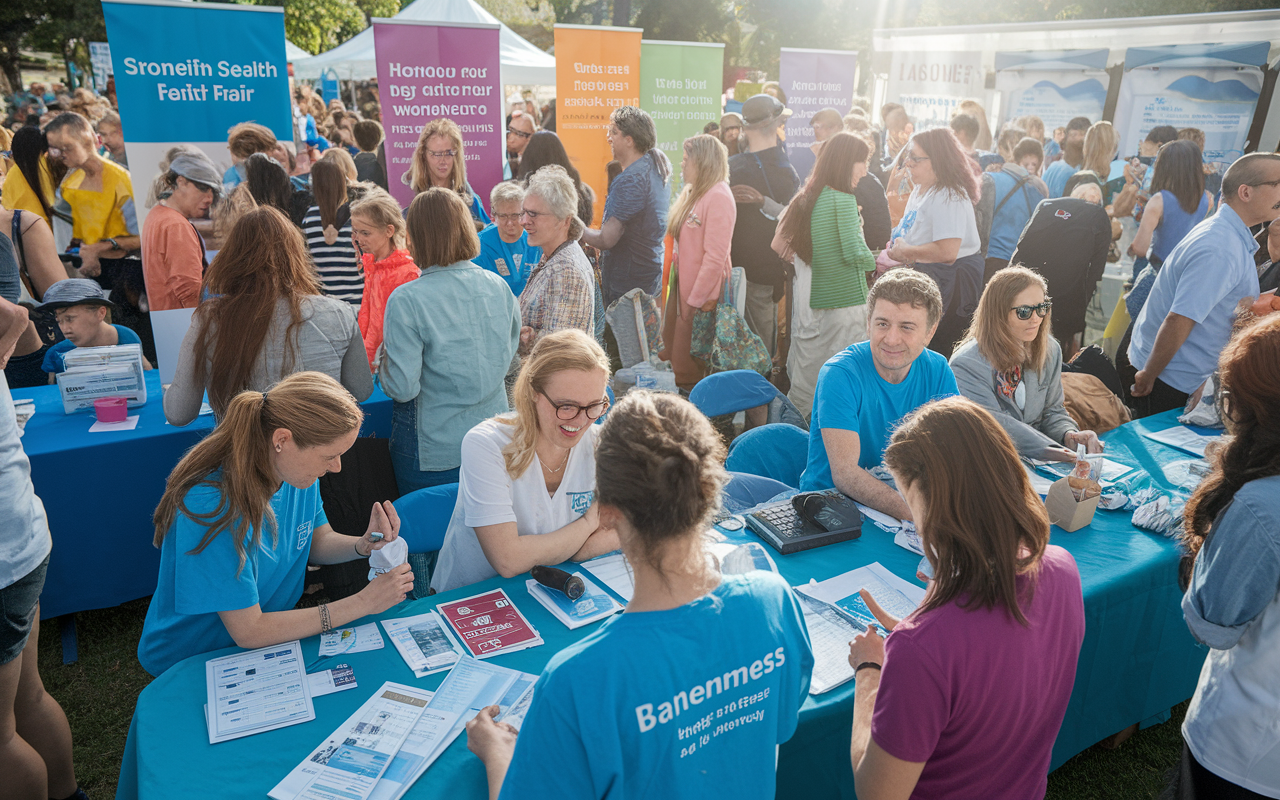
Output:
top-left (1, 69), bottom-right (1279, 800)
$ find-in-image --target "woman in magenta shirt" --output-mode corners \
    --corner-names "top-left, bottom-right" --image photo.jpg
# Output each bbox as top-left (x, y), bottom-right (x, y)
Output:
top-left (659, 134), bottom-right (736, 389)
top-left (847, 396), bottom-right (1085, 799)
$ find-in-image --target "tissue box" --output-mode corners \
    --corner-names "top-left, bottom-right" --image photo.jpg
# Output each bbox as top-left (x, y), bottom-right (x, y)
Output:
top-left (1045, 477), bottom-right (1100, 532)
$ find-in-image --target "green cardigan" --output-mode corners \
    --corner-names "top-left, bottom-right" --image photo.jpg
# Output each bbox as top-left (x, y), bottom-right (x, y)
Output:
top-left (809, 186), bottom-right (874, 309)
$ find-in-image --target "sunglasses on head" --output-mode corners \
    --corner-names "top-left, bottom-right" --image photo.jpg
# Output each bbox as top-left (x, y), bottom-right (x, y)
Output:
top-left (1012, 301), bottom-right (1052, 320)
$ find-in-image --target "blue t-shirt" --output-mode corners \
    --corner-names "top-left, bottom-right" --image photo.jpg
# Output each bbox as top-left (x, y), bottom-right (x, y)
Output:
top-left (137, 476), bottom-right (327, 676)
top-left (801, 342), bottom-right (958, 491)
top-left (499, 572), bottom-right (812, 800)
top-left (42, 324), bottom-right (142, 374)
top-left (1042, 160), bottom-right (1075, 199)
top-left (601, 153), bottom-right (669, 306)
top-left (988, 169), bottom-right (1047, 262)
top-left (475, 225), bottom-right (542, 296)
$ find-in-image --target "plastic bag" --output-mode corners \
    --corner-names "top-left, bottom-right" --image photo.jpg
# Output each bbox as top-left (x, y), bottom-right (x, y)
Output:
top-left (367, 536), bottom-right (408, 581)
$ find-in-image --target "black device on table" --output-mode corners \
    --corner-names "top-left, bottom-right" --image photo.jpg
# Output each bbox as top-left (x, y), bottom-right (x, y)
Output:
top-left (744, 490), bottom-right (863, 555)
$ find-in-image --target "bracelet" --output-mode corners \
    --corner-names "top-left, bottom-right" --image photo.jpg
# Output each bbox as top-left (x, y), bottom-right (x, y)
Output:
top-left (855, 662), bottom-right (882, 673)
top-left (319, 603), bottom-right (332, 633)
top-left (107, 237), bottom-right (121, 252)
top-left (354, 539), bottom-right (367, 558)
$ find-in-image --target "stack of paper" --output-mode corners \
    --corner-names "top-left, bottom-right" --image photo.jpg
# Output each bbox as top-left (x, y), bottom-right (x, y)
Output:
top-left (272, 658), bottom-right (539, 800)
top-left (796, 563), bottom-right (926, 638)
top-left (56, 343), bottom-right (147, 413)
top-left (582, 551), bottom-right (635, 602)
top-left (795, 593), bottom-right (863, 695)
top-left (204, 640), bottom-right (314, 745)
top-left (436, 589), bottom-right (544, 659)
top-left (382, 611), bottom-right (465, 677)
top-left (526, 572), bottom-right (623, 630)
top-left (855, 503), bottom-right (923, 555)
top-left (1141, 426), bottom-right (1223, 458)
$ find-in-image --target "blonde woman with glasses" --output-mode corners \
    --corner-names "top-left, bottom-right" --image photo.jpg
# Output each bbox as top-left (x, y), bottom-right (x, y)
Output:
top-left (406, 117), bottom-right (490, 230)
top-left (658, 134), bottom-right (734, 389)
top-left (949, 266), bottom-right (1102, 461)
top-left (431, 330), bottom-right (619, 594)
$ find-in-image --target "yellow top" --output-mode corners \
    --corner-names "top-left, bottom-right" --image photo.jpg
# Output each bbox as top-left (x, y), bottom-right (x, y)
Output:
top-left (1, 158), bottom-right (58, 225)
top-left (60, 158), bottom-right (137, 244)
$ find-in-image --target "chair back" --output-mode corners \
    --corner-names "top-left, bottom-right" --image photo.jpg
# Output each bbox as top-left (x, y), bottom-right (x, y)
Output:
top-left (688, 369), bottom-right (781, 418)
top-left (725, 424), bottom-right (809, 488)
top-left (392, 483), bottom-right (459, 555)
top-left (723, 471), bottom-right (793, 514)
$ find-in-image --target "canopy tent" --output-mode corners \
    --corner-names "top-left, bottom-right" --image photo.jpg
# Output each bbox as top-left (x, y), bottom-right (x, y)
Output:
top-left (284, 39), bottom-right (312, 61)
top-left (291, 0), bottom-right (554, 86)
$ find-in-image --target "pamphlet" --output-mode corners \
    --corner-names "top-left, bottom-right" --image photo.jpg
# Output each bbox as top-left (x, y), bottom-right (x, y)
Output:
top-left (307, 664), bottom-right (358, 697)
top-left (56, 343), bottom-right (147, 413)
top-left (205, 640), bottom-right (314, 745)
top-left (436, 589), bottom-right (544, 659)
top-left (268, 682), bottom-right (431, 800)
top-left (495, 681), bottom-right (536, 731)
top-left (795, 563), bottom-right (925, 637)
top-left (795, 593), bottom-right (862, 695)
top-left (581, 551), bottom-right (635, 602)
top-left (319, 622), bottom-right (385, 657)
top-left (525, 572), bottom-right (622, 630)
top-left (1140, 426), bottom-right (1223, 458)
top-left (381, 611), bottom-right (465, 677)
top-left (708, 541), bottom-right (778, 575)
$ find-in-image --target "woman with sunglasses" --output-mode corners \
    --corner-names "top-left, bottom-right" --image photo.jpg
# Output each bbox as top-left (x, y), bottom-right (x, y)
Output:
top-left (949, 266), bottom-right (1102, 462)
top-left (516, 166), bottom-right (604, 356)
top-left (431, 330), bottom-right (618, 593)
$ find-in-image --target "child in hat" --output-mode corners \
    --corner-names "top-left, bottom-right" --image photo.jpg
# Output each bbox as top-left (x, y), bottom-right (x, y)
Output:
top-left (40, 278), bottom-right (152, 375)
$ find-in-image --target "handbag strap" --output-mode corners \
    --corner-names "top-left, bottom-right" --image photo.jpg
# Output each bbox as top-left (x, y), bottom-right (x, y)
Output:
top-left (992, 173), bottom-right (1033, 219)
top-left (11, 209), bottom-right (39, 302)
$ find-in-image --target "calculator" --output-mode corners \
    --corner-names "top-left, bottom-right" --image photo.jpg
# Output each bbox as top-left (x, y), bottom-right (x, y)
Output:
top-left (744, 490), bottom-right (863, 555)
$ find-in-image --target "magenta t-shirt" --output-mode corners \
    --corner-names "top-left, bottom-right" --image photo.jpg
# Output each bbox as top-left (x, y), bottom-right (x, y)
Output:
top-left (871, 544), bottom-right (1085, 799)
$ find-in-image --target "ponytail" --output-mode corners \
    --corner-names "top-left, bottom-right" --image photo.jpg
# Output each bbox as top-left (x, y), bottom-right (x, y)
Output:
top-left (153, 372), bottom-right (363, 576)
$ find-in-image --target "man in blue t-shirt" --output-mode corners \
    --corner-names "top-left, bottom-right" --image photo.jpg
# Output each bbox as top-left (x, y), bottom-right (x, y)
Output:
top-left (801, 270), bottom-right (958, 521)
top-left (38, 279), bottom-right (151, 375)
top-left (582, 106), bottom-right (670, 307)
top-left (1042, 116), bottom-right (1091, 198)
top-left (475, 183), bottom-right (542, 296)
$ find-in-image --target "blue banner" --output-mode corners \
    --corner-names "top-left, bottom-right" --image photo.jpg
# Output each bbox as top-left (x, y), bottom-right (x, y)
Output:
top-left (102, 0), bottom-right (292, 143)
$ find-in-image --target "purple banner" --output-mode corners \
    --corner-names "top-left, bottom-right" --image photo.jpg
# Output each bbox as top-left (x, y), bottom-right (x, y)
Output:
top-left (778, 48), bottom-right (859, 180)
top-left (374, 20), bottom-right (502, 211)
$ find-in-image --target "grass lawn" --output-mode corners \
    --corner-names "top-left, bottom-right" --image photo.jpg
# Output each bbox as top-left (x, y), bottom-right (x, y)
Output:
top-left (39, 599), bottom-right (1189, 800)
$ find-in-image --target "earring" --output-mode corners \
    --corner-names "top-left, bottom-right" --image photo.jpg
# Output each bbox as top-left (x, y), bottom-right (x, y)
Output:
top-left (275, 445), bottom-right (282, 453)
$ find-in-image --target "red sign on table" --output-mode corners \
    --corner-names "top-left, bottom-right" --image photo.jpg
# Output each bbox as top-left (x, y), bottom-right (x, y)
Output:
top-left (436, 588), bottom-right (544, 659)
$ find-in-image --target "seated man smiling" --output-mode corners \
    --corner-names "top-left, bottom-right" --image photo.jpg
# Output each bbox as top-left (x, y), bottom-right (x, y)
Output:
top-left (799, 269), bottom-right (958, 520)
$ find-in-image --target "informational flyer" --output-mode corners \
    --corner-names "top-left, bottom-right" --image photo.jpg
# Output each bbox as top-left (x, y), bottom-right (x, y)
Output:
top-left (381, 611), bottom-right (465, 677)
top-left (205, 640), bottom-right (313, 745)
top-left (778, 47), bottom-right (859, 179)
top-left (436, 588), bottom-right (544, 659)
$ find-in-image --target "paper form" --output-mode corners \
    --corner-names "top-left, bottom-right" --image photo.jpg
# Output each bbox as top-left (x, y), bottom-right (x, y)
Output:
top-left (1140, 426), bottom-right (1223, 458)
top-left (796, 593), bottom-right (862, 695)
top-left (205, 640), bottom-right (314, 744)
top-left (582, 552), bottom-right (635, 602)
top-left (381, 611), bottom-right (465, 677)
top-left (796, 563), bottom-right (926, 636)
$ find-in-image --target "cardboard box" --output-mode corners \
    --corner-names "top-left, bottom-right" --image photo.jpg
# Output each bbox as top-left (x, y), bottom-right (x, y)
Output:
top-left (1045, 477), bottom-right (1100, 532)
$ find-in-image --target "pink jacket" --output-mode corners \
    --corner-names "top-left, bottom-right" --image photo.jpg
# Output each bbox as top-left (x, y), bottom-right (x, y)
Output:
top-left (673, 181), bottom-right (736, 308)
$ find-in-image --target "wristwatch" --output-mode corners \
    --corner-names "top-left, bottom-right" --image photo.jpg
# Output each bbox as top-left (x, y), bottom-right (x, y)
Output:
top-left (107, 237), bottom-right (122, 252)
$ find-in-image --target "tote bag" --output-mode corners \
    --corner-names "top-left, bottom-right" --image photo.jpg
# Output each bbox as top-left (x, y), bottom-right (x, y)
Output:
top-left (691, 280), bottom-right (771, 375)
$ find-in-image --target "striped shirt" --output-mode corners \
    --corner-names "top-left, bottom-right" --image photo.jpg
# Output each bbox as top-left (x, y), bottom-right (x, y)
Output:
top-left (301, 205), bottom-right (363, 307)
top-left (809, 186), bottom-right (873, 309)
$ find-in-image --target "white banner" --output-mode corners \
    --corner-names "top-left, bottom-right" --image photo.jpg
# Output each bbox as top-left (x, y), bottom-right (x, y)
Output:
top-left (885, 51), bottom-right (984, 130)
top-left (1114, 67), bottom-right (1262, 168)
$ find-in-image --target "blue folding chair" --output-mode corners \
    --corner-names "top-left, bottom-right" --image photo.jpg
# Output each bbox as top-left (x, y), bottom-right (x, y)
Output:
top-left (725, 424), bottom-right (809, 489)
top-left (723, 471), bottom-right (794, 514)
top-left (393, 483), bottom-right (459, 597)
top-left (688, 370), bottom-right (808, 430)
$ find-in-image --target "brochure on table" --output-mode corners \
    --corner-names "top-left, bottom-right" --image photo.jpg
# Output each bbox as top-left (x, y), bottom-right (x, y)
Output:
top-left (582, 552), bottom-right (636, 602)
top-left (56, 343), bottom-right (147, 413)
top-left (319, 623), bottom-right (385, 657)
top-left (525, 572), bottom-right (623, 630)
top-left (1141, 426), bottom-right (1223, 458)
top-left (436, 588), bottom-right (544, 659)
top-left (382, 611), bottom-right (466, 677)
top-left (205, 640), bottom-right (313, 744)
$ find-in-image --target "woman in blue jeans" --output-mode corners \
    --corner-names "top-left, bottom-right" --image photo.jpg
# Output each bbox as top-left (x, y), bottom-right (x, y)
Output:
top-left (886, 127), bottom-right (984, 358)
top-left (380, 188), bottom-right (521, 495)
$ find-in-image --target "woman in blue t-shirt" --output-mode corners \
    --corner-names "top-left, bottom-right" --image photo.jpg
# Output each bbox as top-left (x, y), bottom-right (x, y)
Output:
top-left (466, 391), bottom-right (814, 799)
top-left (137, 371), bottom-right (414, 676)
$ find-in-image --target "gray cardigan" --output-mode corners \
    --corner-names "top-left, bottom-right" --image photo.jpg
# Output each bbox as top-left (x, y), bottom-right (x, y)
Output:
top-left (949, 337), bottom-right (1078, 458)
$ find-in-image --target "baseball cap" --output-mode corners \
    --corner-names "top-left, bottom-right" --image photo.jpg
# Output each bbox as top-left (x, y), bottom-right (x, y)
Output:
top-left (741, 94), bottom-right (791, 130)
top-left (39, 279), bottom-right (112, 310)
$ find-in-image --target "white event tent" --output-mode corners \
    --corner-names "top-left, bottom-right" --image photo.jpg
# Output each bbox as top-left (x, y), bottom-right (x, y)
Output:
top-left (291, 0), bottom-right (555, 86)
top-left (284, 39), bottom-right (312, 61)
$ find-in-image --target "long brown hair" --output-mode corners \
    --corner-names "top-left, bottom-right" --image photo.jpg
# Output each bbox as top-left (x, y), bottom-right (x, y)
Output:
top-left (405, 188), bottom-right (480, 268)
top-left (963, 266), bottom-right (1052, 373)
top-left (1181, 315), bottom-right (1280, 578)
top-left (667, 135), bottom-right (729, 240)
top-left (501, 330), bottom-right (610, 479)
top-left (1150, 139), bottom-right (1206, 215)
top-left (408, 118), bottom-right (467, 195)
top-left (777, 132), bottom-right (871, 263)
top-left (910, 127), bottom-right (980, 203)
top-left (153, 372), bottom-right (363, 576)
top-left (195, 206), bottom-right (323, 415)
top-left (884, 397), bottom-right (1049, 625)
top-left (310, 159), bottom-right (348, 230)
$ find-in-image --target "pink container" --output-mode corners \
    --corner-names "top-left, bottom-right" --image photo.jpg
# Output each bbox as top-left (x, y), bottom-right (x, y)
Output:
top-left (94, 396), bottom-right (128, 423)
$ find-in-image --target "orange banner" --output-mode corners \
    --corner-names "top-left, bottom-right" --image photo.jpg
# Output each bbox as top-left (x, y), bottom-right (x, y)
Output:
top-left (554, 25), bottom-right (642, 226)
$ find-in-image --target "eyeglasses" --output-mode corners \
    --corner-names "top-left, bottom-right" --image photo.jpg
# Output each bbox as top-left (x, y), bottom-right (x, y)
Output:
top-left (539, 389), bottom-right (610, 421)
top-left (1012, 301), bottom-right (1053, 320)
top-left (904, 155), bottom-right (930, 166)
top-left (493, 212), bottom-right (522, 222)
top-left (520, 207), bottom-right (549, 220)
top-left (507, 127), bottom-right (532, 139)
top-left (426, 149), bottom-right (455, 159)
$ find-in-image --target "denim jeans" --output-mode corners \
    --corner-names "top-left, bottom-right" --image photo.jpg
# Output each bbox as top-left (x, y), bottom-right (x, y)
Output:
top-left (390, 400), bottom-right (461, 496)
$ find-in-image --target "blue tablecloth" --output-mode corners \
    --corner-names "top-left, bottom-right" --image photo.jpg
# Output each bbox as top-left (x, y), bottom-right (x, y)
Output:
top-left (117, 411), bottom-right (1207, 800)
top-left (13, 372), bottom-right (392, 619)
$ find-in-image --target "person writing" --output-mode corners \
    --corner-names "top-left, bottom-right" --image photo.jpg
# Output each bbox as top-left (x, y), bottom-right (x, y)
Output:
top-left (949, 266), bottom-right (1102, 461)
top-left (1127, 152), bottom-right (1280, 416)
top-left (141, 153), bottom-right (218, 312)
top-left (465, 390), bottom-right (813, 798)
top-left (39, 279), bottom-right (150, 375)
top-left (799, 270), bottom-right (957, 521)
top-left (846, 397), bottom-right (1085, 799)
top-left (475, 182), bottom-right (542, 296)
top-left (1175, 314), bottom-right (1280, 798)
top-left (772, 132), bottom-right (877, 418)
top-left (406, 118), bottom-right (489, 230)
top-left (165, 207), bottom-right (372, 424)
top-left (430, 331), bottom-right (616, 593)
top-left (138, 372), bottom-right (414, 676)
top-left (658, 134), bottom-right (735, 390)
top-left (380, 189), bottom-right (520, 495)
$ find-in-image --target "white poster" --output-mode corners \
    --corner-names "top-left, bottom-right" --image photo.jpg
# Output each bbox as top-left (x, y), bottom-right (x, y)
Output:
top-left (89, 42), bottom-right (113, 93)
top-left (885, 50), bottom-right (985, 130)
top-left (995, 50), bottom-right (1110, 131)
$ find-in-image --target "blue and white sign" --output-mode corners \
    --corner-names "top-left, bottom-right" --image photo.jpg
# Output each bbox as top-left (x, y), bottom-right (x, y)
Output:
top-left (1114, 42), bottom-right (1268, 168)
top-left (995, 49), bottom-right (1110, 131)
